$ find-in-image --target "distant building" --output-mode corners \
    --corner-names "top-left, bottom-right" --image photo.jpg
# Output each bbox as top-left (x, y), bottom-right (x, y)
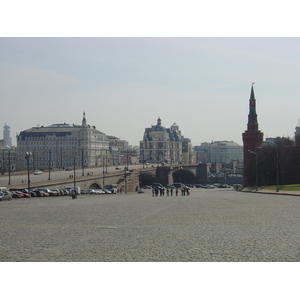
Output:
top-left (0, 139), bottom-right (8, 150)
top-left (262, 137), bottom-right (288, 147)
top-left (194, 143), bottom-right (209, 163)
top-left (242, 84), bottom-right (264, 187)
top-left (194, 141), bottom-right (242, 164)
top-left (182, 138), bottom-right (193, 164)
top-left (207, 141), bottom-right (243, 163)
top-left (107, 135), bottom-right (134, 165)
top-left (3, 123), bottom-right (12, 147)
top-left (140, 117), bottom-right (188, 164)
top-left (17, 112), bottom-right (110, 170)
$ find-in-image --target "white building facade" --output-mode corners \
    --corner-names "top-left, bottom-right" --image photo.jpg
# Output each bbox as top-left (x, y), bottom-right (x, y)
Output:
top-left (17, 113), bottom-right (110, 170)
top-left (207, 141), bottom-right (243, 163)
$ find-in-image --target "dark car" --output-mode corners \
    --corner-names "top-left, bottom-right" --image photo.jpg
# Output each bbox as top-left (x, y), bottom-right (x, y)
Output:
top-left (9, 189), bottom-right (30, 198)
top-left (34, 190), bottom-right (49, 197)
top-left (21, 189), bottom-right (36, 197)
top-left (10, 191), bottom-right (22, 198)
top-left (152, 183), bottom-right (164, 189)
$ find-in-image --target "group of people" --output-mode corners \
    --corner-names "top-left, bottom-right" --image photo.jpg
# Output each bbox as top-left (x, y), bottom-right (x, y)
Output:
top-left (152, 186), bottom-right (190, 197)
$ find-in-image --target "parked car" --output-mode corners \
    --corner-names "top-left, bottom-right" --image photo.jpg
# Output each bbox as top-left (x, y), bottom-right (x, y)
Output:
top-left (47, 190), bottom-right (58, 196)
top-left (233, 184), bottom-right (242, 189)
top-left (0, 191), bottom-right (12, 201)
top-left (152, 182), bottom-right (164, 189)
top-left (34, 170), bottom-right (42, 175)
top-left (37, 189), bottom-right (54, 196)
top-left (61, 189), bottom-right (70, 195)
top-left (194, 184), bottom-right (204, 188)
top-left (21, 189), bottom-right (36, 197)
top-left (33, 190), bottom-right (49, 197)
top-left (16, 191), bottom-right (30, 197)
top-left (51, 189), bottom-right (61, 196)
top-left (103, 189), bottom-right (112, 194)
top-left (10, 191), bottom-right (22, 198)
top-left (165, 184), bottom-right (175, 189)
top-left (60, 189), bottom-right (69, 195)
top-left (95, 189), bottom-right (105, 194)
top-left (85, 189), bottom-right (97, 194)
top-left (9, 189), bottom-right (30, 198)
top-left (65, 167), bottom-right (72, 171)
top-left (186, 184), bottom-right (194, 188)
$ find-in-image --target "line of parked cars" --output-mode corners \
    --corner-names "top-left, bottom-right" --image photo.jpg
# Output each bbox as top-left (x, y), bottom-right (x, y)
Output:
top-left (81, 189), bottom-right (112, 194)
top-left (142, 182), bottom-right (234, 190)
top-left (6, 188), bottom-right (75, 198)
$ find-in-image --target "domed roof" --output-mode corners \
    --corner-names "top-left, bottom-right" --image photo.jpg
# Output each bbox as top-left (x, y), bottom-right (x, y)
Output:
top-left (152, 117), bottom-right (166, 131)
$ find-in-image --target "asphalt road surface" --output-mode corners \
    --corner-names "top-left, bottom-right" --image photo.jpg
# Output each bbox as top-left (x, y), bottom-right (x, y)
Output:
top-left (0, 164), bottom-right (144, 187)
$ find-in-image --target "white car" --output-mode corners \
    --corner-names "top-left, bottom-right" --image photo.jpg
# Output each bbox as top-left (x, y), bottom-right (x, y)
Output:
top-left (34, 170), bottom-right (42, 175)
top-left (0, 192), bottom-right (12, 201)
top-left (94, 189), bottom-right (105, 194)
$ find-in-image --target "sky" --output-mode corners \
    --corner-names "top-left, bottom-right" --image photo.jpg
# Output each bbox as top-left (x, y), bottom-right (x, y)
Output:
top-left (2, 37), bottom-right (300, 147)
top-left (1, 2), bottom-right (300, 150)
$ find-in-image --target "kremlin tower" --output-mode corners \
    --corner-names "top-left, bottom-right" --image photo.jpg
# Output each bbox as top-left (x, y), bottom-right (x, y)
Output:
top-left (242, 84), bottom-right (264, 187)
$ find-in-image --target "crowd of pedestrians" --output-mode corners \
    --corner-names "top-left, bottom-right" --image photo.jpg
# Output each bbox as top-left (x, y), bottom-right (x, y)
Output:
top-left (152, 186), bottom-right (190, 197)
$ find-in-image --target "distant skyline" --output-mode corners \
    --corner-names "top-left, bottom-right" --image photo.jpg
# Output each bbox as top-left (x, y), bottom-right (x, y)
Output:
top-left (1, 37), bottom-right (300, 146)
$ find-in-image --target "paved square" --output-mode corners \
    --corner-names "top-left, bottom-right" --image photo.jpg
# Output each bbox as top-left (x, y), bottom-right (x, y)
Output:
top-left (1, 189), bottom-right (300, 261)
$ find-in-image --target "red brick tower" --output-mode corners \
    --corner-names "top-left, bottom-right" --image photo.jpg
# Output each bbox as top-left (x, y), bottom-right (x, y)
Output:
top-left (242, 84), bottom-right (263, 187)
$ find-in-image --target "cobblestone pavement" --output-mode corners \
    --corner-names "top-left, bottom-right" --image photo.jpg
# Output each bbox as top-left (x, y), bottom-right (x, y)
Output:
top-left (1, 189), bottom-right (300, 262)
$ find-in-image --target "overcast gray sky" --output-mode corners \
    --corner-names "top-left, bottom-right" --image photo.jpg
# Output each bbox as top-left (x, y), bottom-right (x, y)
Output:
top-left (1, 37), bottom-right (300, 146)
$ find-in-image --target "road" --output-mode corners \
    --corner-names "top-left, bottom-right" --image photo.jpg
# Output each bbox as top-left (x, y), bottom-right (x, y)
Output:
top-left (0, 164), bottom-right (145, 187)
top-left (1, 188), bottom-right (300, 262)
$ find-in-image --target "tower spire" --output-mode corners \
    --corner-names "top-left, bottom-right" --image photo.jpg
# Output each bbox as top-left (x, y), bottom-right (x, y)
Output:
top-left (250, 82), bottom-right (255, 100)
top-left (247, 83), bottom-right (259, 130)
top-left (82, 111), bottom-right (87, 127)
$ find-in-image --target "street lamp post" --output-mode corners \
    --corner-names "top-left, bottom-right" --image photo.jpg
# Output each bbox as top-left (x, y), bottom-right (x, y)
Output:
top-left (276, 146), bottom-right (279, 192)
top-left (25, 151), bottom-right (32, 195)
top-left (125, 149), bottom-right (129, 194)
top-left (105, 149), bottom-right (109, 174)
top-left (248, 150), bottom-right (258, 191)
top-left (2, 149), bottom-right (11, 185)
top-left (102, 151), bottom-right (105, 189)
top-left (73, 157), bottom-right (76, 190)
top-left (46, 149), bottom-right (51, 180)
top-left (142, 149), bottom-right (146, 169)
top-left (78, 147), bottom-right (84, 176)
top-left (82, 148), bottom-right (85, 176)
top-left (61, 147), bottom-right (63, 169)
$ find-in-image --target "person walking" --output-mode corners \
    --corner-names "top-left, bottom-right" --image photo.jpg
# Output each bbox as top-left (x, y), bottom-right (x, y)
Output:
top-left (71, 190), bottom-right (77, 199)
top-left (176, 188), bottom-right (178, 196)
top-left (170, 188), bottom-right (173, 196)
